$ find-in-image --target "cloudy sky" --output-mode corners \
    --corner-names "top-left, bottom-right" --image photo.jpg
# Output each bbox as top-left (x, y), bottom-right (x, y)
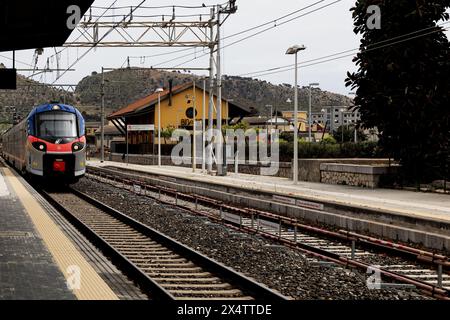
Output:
top-left (4, 0), bottom-right (450, 96)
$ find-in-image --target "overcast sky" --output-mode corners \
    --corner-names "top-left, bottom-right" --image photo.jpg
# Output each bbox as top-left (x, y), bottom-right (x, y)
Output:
top-left (5, 0), bottom-right (450, 96)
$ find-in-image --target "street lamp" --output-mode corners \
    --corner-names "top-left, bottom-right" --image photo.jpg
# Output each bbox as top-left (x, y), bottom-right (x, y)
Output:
top-left (321, 108), bottom-right (327, 137)
top-left (340, 107), bottom-right (345, 144)
top-left (155, 87), bottom-right (164, 167)
top-left (286, 44), bottom-right (306, 184)
top-left (348, 92), bottom-right (357, 143)
top-left (265, 104), bottom-right (273, 132)
top-left (308, 82), bottom-right (319, 142)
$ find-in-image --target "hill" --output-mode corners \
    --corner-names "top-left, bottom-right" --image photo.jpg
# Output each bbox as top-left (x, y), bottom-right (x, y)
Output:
top-left (0, 74), bottom-right (76, 125)
top-left (74, 68), bottom-right (353, 119)
top-left (0, 69), bottom-right (353, 125)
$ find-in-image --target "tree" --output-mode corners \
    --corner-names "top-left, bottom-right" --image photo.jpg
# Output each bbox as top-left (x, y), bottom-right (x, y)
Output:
top-left (346, 0), bottom-right (450, 183)
top-left (332, 125), bottom-right (367, 143)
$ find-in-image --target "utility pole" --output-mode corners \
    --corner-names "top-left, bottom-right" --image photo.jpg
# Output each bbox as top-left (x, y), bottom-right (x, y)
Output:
top-left (207, 7), bottom-right (215, 174)
top-left (192, 80), bottom-right (196, 172)
top-left (202, 78), bottom-right (206, 173)
top-left (216, 5), bottom-right (224, 176)
top-left (101, 67), bottom-right (105, 163)
top-left (308, 83), bottom-right (319, 142)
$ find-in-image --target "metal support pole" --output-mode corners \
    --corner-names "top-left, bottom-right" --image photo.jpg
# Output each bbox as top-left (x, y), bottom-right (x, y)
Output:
top-left (202, 78), bottom-right (206, 173)
top-left (294, 224), bottom-right (298, 243)
top-left (234, 150), bottom-right (239, 174)
top-left (207, 8), bottom-right (215, 174)
top-left (126, 128), bottom-right (129, 165)
top-left (192, 80), bottom-right (196, 172)
top-left (308, 85), bottom-right (312, 142)
top-left (158, 92), bottom-right (161, 167)
top-left (216, 6), bottom-right (224, 176)
top-left (101, 67), bottom-right (105, 163)
top-left (278, 220), bottom-right (282, 238)
top-left (293, 52), bottom-right (299, 184)
top-left (351, 240), bottom-right (356, 259)
top-left (438, 264), bottom-right (443, 288)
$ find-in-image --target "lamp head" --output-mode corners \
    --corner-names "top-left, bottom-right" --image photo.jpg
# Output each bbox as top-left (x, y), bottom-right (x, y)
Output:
top-left (286, 44), bottom-right (306, 55)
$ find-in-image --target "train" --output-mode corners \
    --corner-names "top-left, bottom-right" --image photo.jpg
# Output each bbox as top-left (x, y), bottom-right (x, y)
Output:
top-left (1, 103), bottom-right (86, 183)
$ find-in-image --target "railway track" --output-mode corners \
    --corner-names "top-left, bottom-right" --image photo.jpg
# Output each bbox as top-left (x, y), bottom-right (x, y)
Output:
top-left (85, 165), bottom-right (450, 300)
top-left (40, 187), bottom-right (287, 301)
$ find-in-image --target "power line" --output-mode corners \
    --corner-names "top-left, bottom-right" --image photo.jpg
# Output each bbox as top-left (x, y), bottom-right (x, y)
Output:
top-left (242, 24), bottom-right (450, 79)
top-left (222, 0), bottom-right (327, 41)
top-left (39, 0), bottom-right (119, 74)
top-left (90, 3), bottom-right (228, 10)
top-left (0, 54), bottom-right (34, 68)
top-left (158, 0), bottom-right (342, 69)
top-left (51, 1), bottom-right (146, 84)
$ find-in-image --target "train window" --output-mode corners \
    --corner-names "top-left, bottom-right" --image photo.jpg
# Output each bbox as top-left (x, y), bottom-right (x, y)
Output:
top-left (36, 112), bottom-right (78, 139)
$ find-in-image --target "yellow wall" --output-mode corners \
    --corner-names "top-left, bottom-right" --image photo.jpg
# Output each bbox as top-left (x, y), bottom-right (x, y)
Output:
top-left (281, 111), bottom-right (307, 131)
top-left (155, 87), bottom-right (229, 129)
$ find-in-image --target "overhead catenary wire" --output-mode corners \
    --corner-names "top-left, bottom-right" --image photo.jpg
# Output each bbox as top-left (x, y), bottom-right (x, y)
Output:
top-left (160, 0), bottom-right (343, 69)
top-left (240, 24), bottom-right (450, 79)
top-left (90, 2), bottom-right (228, 10)
top-left (35, 0), bottom-right (119, 77)
top-left (51, 0), bottom-right (146, 84)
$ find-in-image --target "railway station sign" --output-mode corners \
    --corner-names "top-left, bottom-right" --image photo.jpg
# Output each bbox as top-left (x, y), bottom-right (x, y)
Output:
top-left (258, 218), bottom-right (279, 230)
top-left (273, 195), bottom-right (296, 205)
top-left (222, 212), bottom-right (242, 225)
top-left (127, 124), bottom-right (154, 131)
top-left (296, 199), bottom-right (324, 211)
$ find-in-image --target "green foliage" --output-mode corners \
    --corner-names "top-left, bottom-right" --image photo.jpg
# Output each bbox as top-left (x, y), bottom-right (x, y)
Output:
top-left (160, 125), bottom-right (176, 143)
top-left (321, 135), bottom-right (337, 145)
top-left (346, 0), bottom-right (450, 182)
top-left (332, 125), bottom-right (367, 143)
top-left (277, 141), bottom-right (384, 162)
top-left (222, 121), bottom-right (250, 133)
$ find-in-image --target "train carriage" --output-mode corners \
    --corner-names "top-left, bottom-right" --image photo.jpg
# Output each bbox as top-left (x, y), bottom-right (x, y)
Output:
top-left (1, 103), bottom-right (86, 182)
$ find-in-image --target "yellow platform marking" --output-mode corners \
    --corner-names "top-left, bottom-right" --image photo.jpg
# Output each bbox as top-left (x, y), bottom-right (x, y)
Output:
top-left (2, 168), bottom-right (119, 300)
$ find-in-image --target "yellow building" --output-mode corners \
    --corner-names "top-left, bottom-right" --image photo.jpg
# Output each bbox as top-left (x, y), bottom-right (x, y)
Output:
top-left (107, 82), bottom-right (250, 153)
top-left (281, 111), bottom-right (307, 132)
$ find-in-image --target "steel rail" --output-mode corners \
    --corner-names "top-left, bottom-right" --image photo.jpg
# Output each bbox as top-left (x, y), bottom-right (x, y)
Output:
top-left (40, 187), bottom-right (287, 301)
top-left (85, 165), bottom-right (450, 299)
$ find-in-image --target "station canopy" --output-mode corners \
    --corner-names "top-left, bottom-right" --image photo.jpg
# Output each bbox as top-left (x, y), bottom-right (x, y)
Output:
top-left (0, 0), bottom-right (94, 52)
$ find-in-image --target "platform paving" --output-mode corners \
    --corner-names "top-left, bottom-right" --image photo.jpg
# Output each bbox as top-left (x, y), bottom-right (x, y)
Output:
top-left (0, 170), bottom-right (75, 300)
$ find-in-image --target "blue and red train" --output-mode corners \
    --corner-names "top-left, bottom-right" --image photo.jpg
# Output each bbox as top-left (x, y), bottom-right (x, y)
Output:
top-left (1, 103), bottom-right (86, 183)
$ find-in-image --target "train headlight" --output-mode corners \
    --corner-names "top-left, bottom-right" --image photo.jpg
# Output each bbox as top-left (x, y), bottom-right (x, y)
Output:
top-left (72, 142), bottom-right (85, 152)
top-left (32, 142), bottom-right (47, 152)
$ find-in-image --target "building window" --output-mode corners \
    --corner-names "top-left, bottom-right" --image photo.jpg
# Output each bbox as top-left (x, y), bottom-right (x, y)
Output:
top-left (185, 107), bottom-right (198, 119)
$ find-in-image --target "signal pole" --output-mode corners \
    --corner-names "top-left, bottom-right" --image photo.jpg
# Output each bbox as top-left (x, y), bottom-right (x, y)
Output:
top-left (101, 67), bottom-right (105, 163)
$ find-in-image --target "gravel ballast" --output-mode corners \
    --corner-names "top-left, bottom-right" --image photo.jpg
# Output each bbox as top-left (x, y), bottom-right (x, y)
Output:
top-left (73, 178), bottom-right (429, 300)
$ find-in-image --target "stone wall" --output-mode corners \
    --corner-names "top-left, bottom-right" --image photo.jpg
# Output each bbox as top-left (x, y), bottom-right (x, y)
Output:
top-left (109, 153), bottom-right (397, 187)
top-left (320, 163), bottom-right (397, 188)
top-left (297, 158), bottom-right (393, 182)
top-left (109, 153), bottom-right (291, 177)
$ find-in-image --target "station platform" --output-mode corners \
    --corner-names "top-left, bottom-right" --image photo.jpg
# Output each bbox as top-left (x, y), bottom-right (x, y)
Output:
top-left (0, 165), bottom-right (119, 300)
top-left (88, 160), bottom-right (450, 224)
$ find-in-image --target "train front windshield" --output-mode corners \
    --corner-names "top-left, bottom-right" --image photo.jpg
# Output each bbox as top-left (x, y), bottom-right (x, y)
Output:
top-left (37, 112), bottom-right (78, 141)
